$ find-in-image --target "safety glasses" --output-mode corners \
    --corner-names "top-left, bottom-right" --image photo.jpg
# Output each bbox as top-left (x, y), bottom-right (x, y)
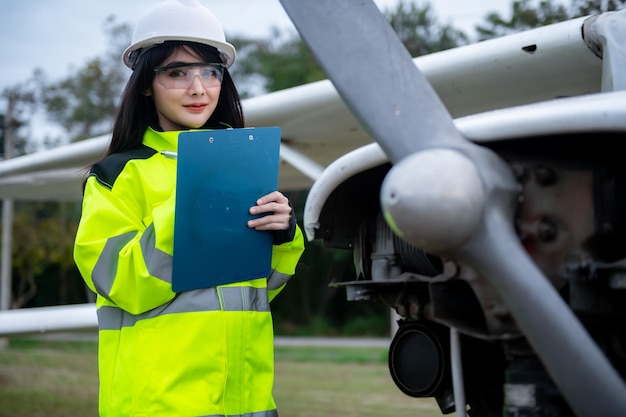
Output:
top-left (154, 62), bottom-right (225, 89)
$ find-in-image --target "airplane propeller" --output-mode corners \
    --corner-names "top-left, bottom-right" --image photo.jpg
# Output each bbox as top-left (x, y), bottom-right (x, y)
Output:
top-left (278, 1), bottom-right (626, 415)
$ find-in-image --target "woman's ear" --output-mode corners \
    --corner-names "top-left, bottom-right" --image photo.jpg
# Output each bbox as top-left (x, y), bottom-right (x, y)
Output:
top-left (143, 89), bottom-right (152, 97)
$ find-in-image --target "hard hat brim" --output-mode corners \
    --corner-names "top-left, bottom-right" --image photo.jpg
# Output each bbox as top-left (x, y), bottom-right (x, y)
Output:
top-left (123, 36), bottom-right (237, 69)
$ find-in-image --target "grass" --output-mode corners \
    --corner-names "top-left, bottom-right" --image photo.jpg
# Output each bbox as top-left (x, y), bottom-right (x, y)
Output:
top-left (0, 337), bottom-right (440, 417)
top-left (0, 339), bottom-right (99, 417)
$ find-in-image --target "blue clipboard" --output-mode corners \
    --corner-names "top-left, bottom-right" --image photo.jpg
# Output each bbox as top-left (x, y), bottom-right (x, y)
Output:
top-left (172, 127), bottom-right (281, 292)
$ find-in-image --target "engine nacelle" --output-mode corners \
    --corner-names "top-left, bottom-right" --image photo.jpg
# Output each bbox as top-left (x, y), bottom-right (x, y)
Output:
top-left (304, 91), bottom-right (626, 343)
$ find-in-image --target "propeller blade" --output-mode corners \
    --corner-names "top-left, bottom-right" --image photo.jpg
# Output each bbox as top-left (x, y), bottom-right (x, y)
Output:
top-left (465, 211), bottom-right (626, 417)
top-left (280, 0), bottom-right (626, 415)
top-left (278, 0), bottom-right (464, 164)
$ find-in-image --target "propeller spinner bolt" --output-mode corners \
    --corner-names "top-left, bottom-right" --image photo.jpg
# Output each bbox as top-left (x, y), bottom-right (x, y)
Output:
top-left (380, 149), bottom-right (484, 253)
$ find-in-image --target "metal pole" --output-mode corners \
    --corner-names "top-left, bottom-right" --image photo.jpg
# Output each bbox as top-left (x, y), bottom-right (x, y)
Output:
top-left (0, 200), bottom-right (13, 312)
top-left (450, 328), bottom-right (467, 417)
top-left (1, 93), bottom-right (15, 315)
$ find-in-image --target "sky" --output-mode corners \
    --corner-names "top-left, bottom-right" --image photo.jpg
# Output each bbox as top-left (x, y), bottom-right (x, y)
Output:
top-left (0, 0), bottom-right (514, 96)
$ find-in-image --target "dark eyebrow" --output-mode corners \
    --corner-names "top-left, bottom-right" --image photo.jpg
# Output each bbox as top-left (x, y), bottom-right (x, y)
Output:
top-left (166, 61), bottom-right (196, 67)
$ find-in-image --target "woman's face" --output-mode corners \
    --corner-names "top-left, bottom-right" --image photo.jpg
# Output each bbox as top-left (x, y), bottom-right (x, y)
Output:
top-left (150, 47), bottom-right (222, 131)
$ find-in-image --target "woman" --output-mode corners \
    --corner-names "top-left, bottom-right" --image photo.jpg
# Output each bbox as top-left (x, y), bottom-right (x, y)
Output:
top-left (73, 1), bottom-right (305, 416)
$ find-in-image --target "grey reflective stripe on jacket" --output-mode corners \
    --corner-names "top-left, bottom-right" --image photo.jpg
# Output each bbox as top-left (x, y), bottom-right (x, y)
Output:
top-left (98, 286), bottom-right (270, 331)
top-left (197, 410), bottom-right (278, 417)
top-left (267, 270), bottom-right (292, 290)
top-left (92, 223), bottom-right (172, 300)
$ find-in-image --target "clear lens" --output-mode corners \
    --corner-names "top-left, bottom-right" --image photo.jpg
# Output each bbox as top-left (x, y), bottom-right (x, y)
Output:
top-left (154, 62), bottom-right (224, 89)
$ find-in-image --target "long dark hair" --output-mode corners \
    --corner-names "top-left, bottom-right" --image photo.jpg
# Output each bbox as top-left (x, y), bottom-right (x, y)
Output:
top-left (106, 41), bottom-right (244, 156)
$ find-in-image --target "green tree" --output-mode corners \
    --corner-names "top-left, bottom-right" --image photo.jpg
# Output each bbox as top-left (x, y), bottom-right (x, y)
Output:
top-left (229, 28), bottom-right (326, 97)
top-left (476, 0), bottom-right (625, 40)
top-left (229, 1), bottom-right (468, 98)
top-left (37, 16), bottom-right (131, 142)
top-left (570, 0), bottom-right (626, 15)
top-left (8, 201), bottom-right (81, 308)
top-left (0, 18), bottom-right (128, 309)
top-left (38, 59), bottom-right (123, 141)
top-left (476, 0), bottom-right (570, 40)
top-left (385, 0), bottom-right (469, 56)
top-left (1, 86), bottom-right (35, 157)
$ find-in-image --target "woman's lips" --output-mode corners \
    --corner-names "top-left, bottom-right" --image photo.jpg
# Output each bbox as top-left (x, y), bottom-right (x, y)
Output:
top-left (184, 103), bottom-right (207, 112)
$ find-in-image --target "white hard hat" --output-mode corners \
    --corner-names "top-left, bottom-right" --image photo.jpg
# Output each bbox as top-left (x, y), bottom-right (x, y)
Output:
top-left (123, 0), bottom-right (236, 69)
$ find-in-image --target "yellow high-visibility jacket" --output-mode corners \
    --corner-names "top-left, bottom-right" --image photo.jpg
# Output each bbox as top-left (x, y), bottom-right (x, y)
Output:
top-left (74, 127), bottom-right (305, 417)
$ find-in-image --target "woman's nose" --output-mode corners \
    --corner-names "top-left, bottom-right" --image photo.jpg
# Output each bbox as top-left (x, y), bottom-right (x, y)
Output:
top-left (188, 74), bottom-right (205, 94)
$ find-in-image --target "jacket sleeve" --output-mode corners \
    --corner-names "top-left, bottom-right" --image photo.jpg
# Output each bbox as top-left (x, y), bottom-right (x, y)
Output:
top-left (267, 223), bottom-right (305, 302)
top-left (74, 175), bottom-right (176, 315)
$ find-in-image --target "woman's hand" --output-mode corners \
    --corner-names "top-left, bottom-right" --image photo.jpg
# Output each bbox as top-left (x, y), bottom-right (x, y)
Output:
top-left (248, 191), bottom-right (292, 231)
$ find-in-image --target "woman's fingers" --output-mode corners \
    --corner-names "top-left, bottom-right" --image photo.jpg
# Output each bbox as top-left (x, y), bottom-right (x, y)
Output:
top-left (248, 191), bottom-right (292, 230)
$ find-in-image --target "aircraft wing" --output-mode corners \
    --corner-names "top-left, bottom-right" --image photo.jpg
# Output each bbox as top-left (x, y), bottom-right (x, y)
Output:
top-left (0, 303), bottom-right (97, 336)
top-left (0, 15), bottom-right (602, 201)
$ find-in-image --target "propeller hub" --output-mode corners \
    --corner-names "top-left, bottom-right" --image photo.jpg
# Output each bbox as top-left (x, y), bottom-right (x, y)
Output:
top-left (380, 149), bottom-right (484, 253)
